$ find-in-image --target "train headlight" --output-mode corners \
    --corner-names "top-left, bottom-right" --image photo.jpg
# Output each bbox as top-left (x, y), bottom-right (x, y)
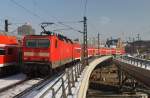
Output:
top-left (45, 58), bottom-right (49, 61)
top-left (24, 57), bottom-right (28, 60)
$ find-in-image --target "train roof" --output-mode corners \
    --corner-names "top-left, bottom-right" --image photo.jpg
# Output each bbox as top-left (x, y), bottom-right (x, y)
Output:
top-left (0, 35), bottom-right (18, 45)
top-left (25, 32), bottom-right (73, 44)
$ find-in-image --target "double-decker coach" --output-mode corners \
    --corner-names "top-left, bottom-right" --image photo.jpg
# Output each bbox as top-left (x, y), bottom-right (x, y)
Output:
top-left (0, 35), bottom-right (18, 75)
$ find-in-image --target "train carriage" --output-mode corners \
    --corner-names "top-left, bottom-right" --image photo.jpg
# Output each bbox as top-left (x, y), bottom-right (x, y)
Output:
top-left (73, 43), bottom-right (81, 60)
top-left (22, 31), bottom-right (125, 76)
top-left (0, 35), bottom-right (19, 75)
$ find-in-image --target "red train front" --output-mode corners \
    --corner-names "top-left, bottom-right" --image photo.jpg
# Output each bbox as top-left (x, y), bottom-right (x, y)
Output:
top-left (22, 33), bottom-right (76, 76)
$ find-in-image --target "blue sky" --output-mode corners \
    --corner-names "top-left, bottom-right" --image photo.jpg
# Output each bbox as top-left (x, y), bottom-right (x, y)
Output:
top-left (0, 0), bottom-right (150, 41)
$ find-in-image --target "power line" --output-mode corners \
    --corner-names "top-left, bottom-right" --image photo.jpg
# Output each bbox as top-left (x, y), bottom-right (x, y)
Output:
top-left (10, 0), bottom-right (44, 21)
top-left (28, 1), bottom-right (83, 33)
top-left (53, 28), bottom-right (73, 32)
top-left (10, 0), bottom-right (83, 34)
top-left (83, 0), bottom-right (88, 16)
top-left (57, 22), bottom-right (82, 33)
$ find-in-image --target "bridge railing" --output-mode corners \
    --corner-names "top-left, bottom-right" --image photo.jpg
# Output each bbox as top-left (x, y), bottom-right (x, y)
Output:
top-left (117, 55), bottom-right (150, 70)
top-left (39, 63), bottom-right (83, 98)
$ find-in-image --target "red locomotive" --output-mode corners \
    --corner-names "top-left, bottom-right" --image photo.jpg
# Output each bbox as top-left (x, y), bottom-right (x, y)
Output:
top-left (22, 29), bottom-right (125, 76)
top-left (0, 35), bottom-right (19, 75)
top-left (22, 32), bottom-right (81, 75)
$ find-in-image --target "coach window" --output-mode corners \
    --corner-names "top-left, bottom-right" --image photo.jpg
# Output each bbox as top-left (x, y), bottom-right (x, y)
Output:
top-left (55, 40), bottom-right (58, 48)
top-left (8, 48), bottom-right (13, 55)
top-left (0, 49), bottom-right (5, 55)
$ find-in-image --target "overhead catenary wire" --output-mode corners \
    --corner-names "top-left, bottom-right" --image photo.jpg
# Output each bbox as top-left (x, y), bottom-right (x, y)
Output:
top-left (10, 0), bottom-right (84, 34)
top-left (83, 0), bottom-right (88, 16)
top-left (10, 0), bottom-right (45, 21)
top-left (57, 22), bottom-right (82, 33)
top-left (28, 0), bottom-right (83, 33)
top-left (53, 28), bottom-right (75, 32)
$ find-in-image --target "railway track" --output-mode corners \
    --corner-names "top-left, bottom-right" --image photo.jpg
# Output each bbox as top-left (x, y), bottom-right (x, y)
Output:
top-left (0, 58), bottom-right (95, 98)
top-left (0, 77), bottom-right (43, 98)
top-left (0, 73), bottom-right (26, 90)
top-left (0, 78), bottom-right (29, 93)
top-left (14, 72), bottom-right (64, 98)
top-left (0, 70), bottom-right (65, 98)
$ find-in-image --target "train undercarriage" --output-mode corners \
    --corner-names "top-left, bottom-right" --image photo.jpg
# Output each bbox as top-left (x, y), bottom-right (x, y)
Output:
top-left (0, 65), bottom-right (20, 77)
top-left (22, 59), bottom-right (80, 77)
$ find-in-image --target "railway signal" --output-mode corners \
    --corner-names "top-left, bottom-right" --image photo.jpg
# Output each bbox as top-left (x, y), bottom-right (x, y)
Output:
top-left (4, 19), bottom-right (11, 32)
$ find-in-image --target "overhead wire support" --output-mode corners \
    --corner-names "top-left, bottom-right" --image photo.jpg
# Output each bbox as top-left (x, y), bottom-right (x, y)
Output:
top-left (98, 33), bottom-right (100, 56)
top-left (81, 16), bottom-right (88, 66)
top-left (81, 0), bottom-right (88, 66)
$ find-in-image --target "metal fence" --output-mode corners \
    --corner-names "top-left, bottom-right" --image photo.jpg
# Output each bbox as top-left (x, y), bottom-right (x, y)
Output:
top-left (39, 63), bottom-right (83, 98)
top-left (118, 55), bottom-right (150, 70)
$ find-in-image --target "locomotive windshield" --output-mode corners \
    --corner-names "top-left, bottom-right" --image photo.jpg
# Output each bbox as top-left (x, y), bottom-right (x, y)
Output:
top-left (0, 48), bottom-right (5, 55)
top-left (26, 39), bottom-right (50, 48)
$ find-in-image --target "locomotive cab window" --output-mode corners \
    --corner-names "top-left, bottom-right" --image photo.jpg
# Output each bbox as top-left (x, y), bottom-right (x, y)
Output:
top-left (26, 39), bottom-right (50, 48)
top-left (26, 39), bottom-right (37, 48)
top-left (38, 39), bottom-right (50, 48)
top-left (0, 49), bottom-right (5, 55)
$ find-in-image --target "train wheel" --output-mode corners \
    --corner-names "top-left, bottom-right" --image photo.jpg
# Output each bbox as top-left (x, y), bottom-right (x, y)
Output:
top-left (39, 65), bottom-right (52, 76)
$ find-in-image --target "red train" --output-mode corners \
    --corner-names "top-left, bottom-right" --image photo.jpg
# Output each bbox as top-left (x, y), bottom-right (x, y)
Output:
top-left (0, 35), bottom-right (19, 75)
top-left (22, 32), bottom-right (125, 76)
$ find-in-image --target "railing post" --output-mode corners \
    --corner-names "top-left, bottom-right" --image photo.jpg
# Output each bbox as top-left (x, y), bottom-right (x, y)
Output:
top-left (66, 68), bottom-right (72, 95)
top-left (71, 68), bottom-right (75, 87)
top-left (76, 64), bottom-right (79, 78)
top-left (74, 66), bottom-right (78, 82)
top-left (140, 60), bottom-right (143, 68)
top-left (51, 88), bottom-right (55, 98)
top-left (136, 60), bottom-right (138, 66)
top-left (78, 63), bottom-right (81, 75)
top-left (61, 78), bottom-right (67, 98)
top-left (145, 61), bottom-right (148, 69)
top-left (79, 63), bottom-right (82, 74)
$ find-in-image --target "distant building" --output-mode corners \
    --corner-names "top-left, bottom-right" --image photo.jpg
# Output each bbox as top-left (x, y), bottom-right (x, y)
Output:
top-left (17, 23), bottom-right (35, 36)
top-left (105, 39), bottom-right (118, 48)
top-left (125, 40), bottom-right (150, 54)
top-left (105, 38), bottom-right (124, 49)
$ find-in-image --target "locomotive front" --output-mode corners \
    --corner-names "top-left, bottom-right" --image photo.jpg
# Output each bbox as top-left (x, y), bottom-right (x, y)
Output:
top-left (22, 35), bottom-right (51, 76)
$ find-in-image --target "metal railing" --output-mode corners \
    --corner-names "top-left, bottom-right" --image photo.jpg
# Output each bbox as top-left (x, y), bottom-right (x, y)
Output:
top-left (117, 55), bottom-right (150, 70)
top-left (39, 63), bottom-right (83, 98)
